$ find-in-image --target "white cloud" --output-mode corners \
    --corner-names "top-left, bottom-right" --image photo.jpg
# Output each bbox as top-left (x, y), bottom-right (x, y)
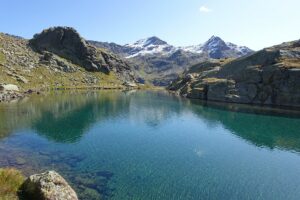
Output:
top-left (199, 6), bottom-right (212, 13)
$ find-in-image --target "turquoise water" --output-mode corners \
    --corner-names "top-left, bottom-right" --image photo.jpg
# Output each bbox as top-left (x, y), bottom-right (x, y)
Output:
top-left (0, 91), bottom-right (300, 200)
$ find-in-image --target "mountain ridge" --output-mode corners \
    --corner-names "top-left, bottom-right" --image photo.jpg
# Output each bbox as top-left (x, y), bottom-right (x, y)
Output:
top-left (89, 35), bottom-right (253, 59)
top-left (89, 36), bottom-right (253, 86)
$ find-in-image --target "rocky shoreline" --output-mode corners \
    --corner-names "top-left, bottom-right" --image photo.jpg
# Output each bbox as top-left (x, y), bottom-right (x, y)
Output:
top-left (169, 39), bottom-right (300, 108)
top-left (0, 81), bottom-right (140, 103)
top-left (0, 90), bottom-right (25, 102)
top-left (0, 84), bottom-right (26, 102)
top-left (0, 168), bottom-right (78, 200)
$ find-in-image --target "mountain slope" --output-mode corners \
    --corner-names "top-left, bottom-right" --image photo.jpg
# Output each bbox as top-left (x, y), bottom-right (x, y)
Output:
top-left (169, 39), bottom-right (300, 107)
top-left (89, 36), bottom-right (253, 86)
top-left (0, 27), bottom-right (135, 91)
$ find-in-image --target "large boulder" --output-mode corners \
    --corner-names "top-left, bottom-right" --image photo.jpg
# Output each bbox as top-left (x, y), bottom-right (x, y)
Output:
top-left (21, 171), bottom-right (78, 200)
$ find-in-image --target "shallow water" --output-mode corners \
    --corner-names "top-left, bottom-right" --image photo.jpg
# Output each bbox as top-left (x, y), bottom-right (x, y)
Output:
top-left (0, 91), bottom-right (300, 200)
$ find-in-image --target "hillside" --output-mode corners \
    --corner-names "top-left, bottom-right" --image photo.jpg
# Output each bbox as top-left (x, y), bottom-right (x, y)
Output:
top-left (169, 39), bottom-right (300, 107)
top-left (89, 36), bottom-right (253, 86)
top-left (0, 27), bottom-right (135, 92)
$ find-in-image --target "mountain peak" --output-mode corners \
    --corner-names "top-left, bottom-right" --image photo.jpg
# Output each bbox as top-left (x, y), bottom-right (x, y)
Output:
top-left (129, 36), bottom-right (168, 48)
top-left (208, 35), bottom-right (223, 41)
top-left (203, 36), bottom-right (226, 49)
top-left (145, 36), bottom-right (168, 46)
top-left (180, 36), bottom-right (253, 59)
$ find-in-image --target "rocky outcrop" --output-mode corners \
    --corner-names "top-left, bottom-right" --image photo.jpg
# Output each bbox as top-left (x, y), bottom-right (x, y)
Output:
top-left (21, 171), bottom-right (78, 200)
top-left (30, 27), bottom-right (134, 80)
top-left (0, 27), bottom-right (136, 91)
top-left (169, 39), bottom-right (300, 108)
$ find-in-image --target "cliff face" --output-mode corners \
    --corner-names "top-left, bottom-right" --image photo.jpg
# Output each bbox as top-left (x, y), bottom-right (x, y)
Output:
top-left (0, 27), bottom-right (135, 91)
top-left (169, 40), bottom-right (300, 108)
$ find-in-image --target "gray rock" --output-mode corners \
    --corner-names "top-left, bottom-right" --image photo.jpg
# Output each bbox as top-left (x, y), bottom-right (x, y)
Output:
top-left (0, 84), bottom-right (19, 91)
top-left (123, 81), bottom-right (138, 88)
top-left (21, 171), bottom-right (78, 200)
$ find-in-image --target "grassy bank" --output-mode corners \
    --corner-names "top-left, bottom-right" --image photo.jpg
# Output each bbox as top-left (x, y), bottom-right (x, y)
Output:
top-left (0, 168), bottom-right (25, 200)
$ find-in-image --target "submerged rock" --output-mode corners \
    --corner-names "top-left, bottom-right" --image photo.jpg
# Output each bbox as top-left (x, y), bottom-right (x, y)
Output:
top-left (21, 171), bottom-right (78, 200)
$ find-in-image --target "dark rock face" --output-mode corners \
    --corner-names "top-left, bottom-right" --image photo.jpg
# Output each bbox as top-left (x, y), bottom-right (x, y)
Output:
top-left (30, 27), bottom-right (134, 81)
top-left (30, 27), bottom-right (105, 72)
top-left (169, 40), bottom-right (300, 108)
top-left (202, 36), bottom-right (230, 59)
top-left (21, 171), bottom-right (78, 200)
top-left (89, 41), bottom-right (133, 57)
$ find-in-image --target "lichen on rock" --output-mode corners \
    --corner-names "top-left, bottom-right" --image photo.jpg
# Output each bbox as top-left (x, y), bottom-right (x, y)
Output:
top-left (21, 171), bottom-right (78, 200)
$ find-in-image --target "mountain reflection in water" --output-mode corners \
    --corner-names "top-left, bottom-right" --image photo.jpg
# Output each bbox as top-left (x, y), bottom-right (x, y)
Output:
top-left (0, 90), bottom-right (299, 151)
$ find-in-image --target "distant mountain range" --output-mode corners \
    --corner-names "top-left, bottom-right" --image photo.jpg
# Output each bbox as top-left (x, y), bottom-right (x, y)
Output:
top-left (90, 36), bottom-right (252, 59)
top-left (89, 36), bottom-right (253, 85)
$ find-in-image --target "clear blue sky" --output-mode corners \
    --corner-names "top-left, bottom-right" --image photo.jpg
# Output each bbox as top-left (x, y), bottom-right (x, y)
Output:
top-left (1, 0), bottom-right (299, 50)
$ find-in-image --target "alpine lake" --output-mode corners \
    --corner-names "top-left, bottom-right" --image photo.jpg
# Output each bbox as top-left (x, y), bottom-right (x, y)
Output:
top-left (0, 90), bottom-right (300, 200)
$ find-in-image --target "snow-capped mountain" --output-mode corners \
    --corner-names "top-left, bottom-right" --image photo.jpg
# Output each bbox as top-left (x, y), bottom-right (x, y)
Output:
top-left (180, 36), bottom-right (253, 58)
top-left (88, 36), bottom-right (253, 86)
top-left (226, 42), bottom-right (253, 57)
top-left (123, 36), bottom-right (177, 58)
top-left (89, 35), bottom-right (253, 59)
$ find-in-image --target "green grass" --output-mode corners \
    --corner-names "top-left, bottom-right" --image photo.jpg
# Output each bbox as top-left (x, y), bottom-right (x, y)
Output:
top-left (0, 168), bottom-right (25, 200)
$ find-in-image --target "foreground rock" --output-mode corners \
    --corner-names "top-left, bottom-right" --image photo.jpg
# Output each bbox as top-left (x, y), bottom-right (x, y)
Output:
top-left (169, 39), bottom-right (300, 108)
top-left (21, 171), bottom-right (78, 200)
